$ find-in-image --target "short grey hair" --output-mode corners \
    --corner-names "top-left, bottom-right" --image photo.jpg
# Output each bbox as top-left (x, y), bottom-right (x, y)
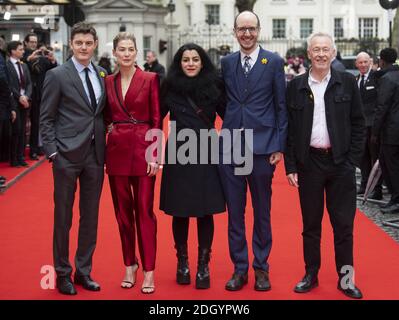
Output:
top-left (307, 32), bottom-right (335, 49)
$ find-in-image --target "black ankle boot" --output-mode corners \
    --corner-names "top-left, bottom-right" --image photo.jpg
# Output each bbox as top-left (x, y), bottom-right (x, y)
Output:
top-left (175, 244), bottom-right (190, 285)
top-left (196, 247), bottom-right (211, 289)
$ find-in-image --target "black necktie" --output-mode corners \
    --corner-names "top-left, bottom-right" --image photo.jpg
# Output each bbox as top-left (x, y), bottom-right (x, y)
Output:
top-left (360, 75), bottom-right (365, 92)
top-left (84, 67), bottom-right (97, 112)
top-left (16, 61), bottom-right (25, 90)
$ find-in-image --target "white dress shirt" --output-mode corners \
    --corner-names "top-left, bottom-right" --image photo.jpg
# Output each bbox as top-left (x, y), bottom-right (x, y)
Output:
top-left (358, 68), bottom-right (371, 88)
top-left (309, 70), bottom-right (332, 149)
top-left (9, 56), bottom-right (25, 96)
top-left (240, 45), bottom-right (260, 70)
top-left (71, 56), bottom-right (102, 105)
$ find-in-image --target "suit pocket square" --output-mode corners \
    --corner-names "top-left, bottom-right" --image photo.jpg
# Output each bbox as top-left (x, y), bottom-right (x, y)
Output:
top-left (366, 86), bottom-right (375, 90)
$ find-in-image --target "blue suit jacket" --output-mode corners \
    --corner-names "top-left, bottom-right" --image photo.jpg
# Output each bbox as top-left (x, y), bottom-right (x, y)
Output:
top-left (221, 47), bottom-right (288, 155)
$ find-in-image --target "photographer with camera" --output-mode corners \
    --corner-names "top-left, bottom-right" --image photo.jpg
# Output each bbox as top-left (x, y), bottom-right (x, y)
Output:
top-left (23, 33), bottom-right (57, 160)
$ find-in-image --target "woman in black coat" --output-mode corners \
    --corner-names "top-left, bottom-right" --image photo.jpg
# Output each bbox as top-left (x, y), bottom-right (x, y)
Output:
top-left (160, 43), bottom-right (225, 289)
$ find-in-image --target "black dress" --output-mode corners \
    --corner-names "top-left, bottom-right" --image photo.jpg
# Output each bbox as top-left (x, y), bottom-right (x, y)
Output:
top-left (160, 91), bottom-right (226, 217)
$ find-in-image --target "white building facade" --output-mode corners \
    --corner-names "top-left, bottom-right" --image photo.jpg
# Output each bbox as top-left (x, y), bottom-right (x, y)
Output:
top-left (167, 0), bottom-right (393, 57)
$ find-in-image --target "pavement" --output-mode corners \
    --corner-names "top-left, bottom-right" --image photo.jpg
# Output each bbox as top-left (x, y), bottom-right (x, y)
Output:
top-left (356, 169), bottom-right (399, 244)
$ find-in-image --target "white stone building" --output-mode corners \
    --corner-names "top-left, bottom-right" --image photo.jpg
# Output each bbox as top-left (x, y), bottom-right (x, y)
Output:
top-left (166, 0), bottom-right (393, 57)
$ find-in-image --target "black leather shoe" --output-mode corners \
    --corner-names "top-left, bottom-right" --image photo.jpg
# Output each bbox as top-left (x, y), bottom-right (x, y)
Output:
top-left (56, 276), bottom-right (77, 295)
top-left (10, 161), bottom-right (21, 167)
top-left (19, 161), bottom-right (29, 167)
top-left (74, 275), bottom-right (101, 291)
top-left (381, 203), bottom-right (399, 214)
top-left (175, 244), bottom-right (191, 285)
top-left (338, 282), bottom-right (363, 299)
top-left (225, 273), bottom-right (248, 291)
top-left (368, 189), bottom-right (383, 200)
top-left (254, 269), bottom-right (271, 291)
top-left (30, 153), bottom-right (39, 160)
top-left (196, 247), bottom-right (211, 289)
top-left (294, 274), bottom-right (319, 293)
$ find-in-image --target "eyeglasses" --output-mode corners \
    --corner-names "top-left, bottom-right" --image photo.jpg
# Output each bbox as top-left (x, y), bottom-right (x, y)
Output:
top-left (235, 27), bottom-right (259, 34)
top-left (311, 47), bottom-right (332, 54)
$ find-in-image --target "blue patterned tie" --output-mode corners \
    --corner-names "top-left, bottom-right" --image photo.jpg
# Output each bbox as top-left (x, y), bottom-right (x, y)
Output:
top-left (243, 55), bottom-right (251, 76)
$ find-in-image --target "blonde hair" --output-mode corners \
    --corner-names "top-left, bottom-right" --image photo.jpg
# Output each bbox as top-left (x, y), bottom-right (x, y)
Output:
top-left (113, 32), bottom-right (137, 50)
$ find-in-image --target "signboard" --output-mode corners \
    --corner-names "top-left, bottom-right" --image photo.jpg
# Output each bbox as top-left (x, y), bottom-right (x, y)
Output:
top-left (0, 5), bottom-right (59, 15)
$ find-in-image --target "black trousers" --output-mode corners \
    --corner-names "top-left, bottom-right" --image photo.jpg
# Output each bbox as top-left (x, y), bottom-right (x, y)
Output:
top-left (0, 119), bottom-right (11, 162)
top-left (297, 151), bottom-right (356, 276)
top-left (360, 126), bottom-right (382, 191)
top-left (172, 215), bottom-right (214, 249)
top-left (10, 107), bottom-right (28, 164)
top-left (380, 144), bottom-right (399, 203)
top-left (52, 143), bottom-right (104, 277)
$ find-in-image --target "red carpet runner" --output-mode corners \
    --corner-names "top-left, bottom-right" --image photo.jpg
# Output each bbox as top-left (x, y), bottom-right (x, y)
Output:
top-left (1, 161), bottom-right (399, 300)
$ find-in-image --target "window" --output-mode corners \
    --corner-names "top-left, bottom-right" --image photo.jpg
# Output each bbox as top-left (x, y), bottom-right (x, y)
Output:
top-left (334, 18), bottom-right (344, 39)
top-left (300, 19), bottom-right (313, 39)
top-left (206, 4), bottom-right (220, 25)
top-left (272, 19), bottom-right (286, 39)
top-left (143, 36), bottom-right (151, 59)
top-left (359, 18), bottom-right (378, 38)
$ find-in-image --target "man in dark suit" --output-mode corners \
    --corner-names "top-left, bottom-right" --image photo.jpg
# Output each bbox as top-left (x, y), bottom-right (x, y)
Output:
top-left (40, 22), bottom-right (106, 295)
top-left (219, 11), bottom-right (288, 291)
top-left (0, 43), bottom-right (17, 185)
top-left (285, 32), bottom-right (365, 299)
top-left (144, 50), bottom-right (165, 83)
top-left (372, 48), bottom-right (399, 214)
top-left (6, 41), bottom-right (32, 167)
top-left (23, 33), bottom-right (57, 160)
top-left (355, 52), bottom-right (382, 199)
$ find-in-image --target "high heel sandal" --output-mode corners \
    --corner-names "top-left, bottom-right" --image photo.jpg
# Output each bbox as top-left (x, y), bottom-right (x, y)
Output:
top-left (121, 263), bottom-right (139, 289)
top-left (141, 271), bottom-right (155, 294)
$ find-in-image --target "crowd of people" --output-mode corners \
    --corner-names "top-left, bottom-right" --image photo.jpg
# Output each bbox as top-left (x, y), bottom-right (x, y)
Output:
top-left (0, 33), bottom-right (57, 186)
top-left (2, 9), bottom-right (399, 300)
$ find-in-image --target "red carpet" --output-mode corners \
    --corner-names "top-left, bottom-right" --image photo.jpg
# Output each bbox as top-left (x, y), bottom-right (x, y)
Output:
top-left (1, 159), bottom-right (399, 300)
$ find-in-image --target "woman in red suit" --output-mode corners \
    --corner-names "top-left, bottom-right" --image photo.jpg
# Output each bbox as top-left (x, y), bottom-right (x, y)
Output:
top-left (104, 32), bottom-right (161, 294)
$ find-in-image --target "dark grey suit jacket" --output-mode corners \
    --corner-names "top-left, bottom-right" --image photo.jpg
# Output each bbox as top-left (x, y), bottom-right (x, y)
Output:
top-left (6, 59), bottom-right (32, 103)
top-left (40, 59), bottom-right (106, 164)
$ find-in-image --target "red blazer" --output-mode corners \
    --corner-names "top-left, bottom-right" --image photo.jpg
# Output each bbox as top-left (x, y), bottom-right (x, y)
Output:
top-left (104, 68), bottom-right (161, 176)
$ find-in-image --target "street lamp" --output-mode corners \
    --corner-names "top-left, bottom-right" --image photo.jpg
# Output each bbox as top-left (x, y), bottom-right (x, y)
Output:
top-left (379, 0), bottom-right (399, 47)
top-left (167, 0), bottom-right (176, 66)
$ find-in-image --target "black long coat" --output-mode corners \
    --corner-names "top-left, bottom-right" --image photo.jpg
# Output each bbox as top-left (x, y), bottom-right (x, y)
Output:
top-left (160, 91), bottom-right (226, 217)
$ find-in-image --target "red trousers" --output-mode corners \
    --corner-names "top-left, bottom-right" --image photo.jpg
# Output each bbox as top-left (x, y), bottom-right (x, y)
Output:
top-left (108, 175), bottom-right (157, 271)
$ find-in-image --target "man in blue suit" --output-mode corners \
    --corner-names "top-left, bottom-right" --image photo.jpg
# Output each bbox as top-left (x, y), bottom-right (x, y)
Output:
top-left (219, 11), bottom-right (288, 291)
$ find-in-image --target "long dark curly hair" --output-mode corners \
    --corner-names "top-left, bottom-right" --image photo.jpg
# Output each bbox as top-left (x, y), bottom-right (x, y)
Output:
top-left (161, 43), bottom-right (224, 109)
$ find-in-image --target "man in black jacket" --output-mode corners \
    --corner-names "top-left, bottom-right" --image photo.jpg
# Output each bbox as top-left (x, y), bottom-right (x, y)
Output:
top-left (0, 39), bottom-right (17, 185)
top-left (285, 32), bottom-right (365, 299)
top-left (355, 52), bottom-right (382, 199)
top-left (372, 48), bottom-right (399, 214)
top-left (6, 41), bottom-right (32, 167)
top-left (23, 33), bottom-right (57, 159)
top-left (144, 50), bottom-right (165, 83)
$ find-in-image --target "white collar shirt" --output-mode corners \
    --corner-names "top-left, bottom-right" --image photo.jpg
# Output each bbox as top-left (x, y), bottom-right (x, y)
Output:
top-left (308, 70), bottom-right (332, 149)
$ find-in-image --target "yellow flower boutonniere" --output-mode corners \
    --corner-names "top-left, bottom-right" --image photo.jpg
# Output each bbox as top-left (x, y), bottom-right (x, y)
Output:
top-left (99, 71), bottom-right (105, 78)
top-left (261, 58), bottom-right (268, 65)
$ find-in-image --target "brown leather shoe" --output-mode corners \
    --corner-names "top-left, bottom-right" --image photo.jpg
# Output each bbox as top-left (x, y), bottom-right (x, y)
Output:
top-left (254, 269), bottom-right (271, 291)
